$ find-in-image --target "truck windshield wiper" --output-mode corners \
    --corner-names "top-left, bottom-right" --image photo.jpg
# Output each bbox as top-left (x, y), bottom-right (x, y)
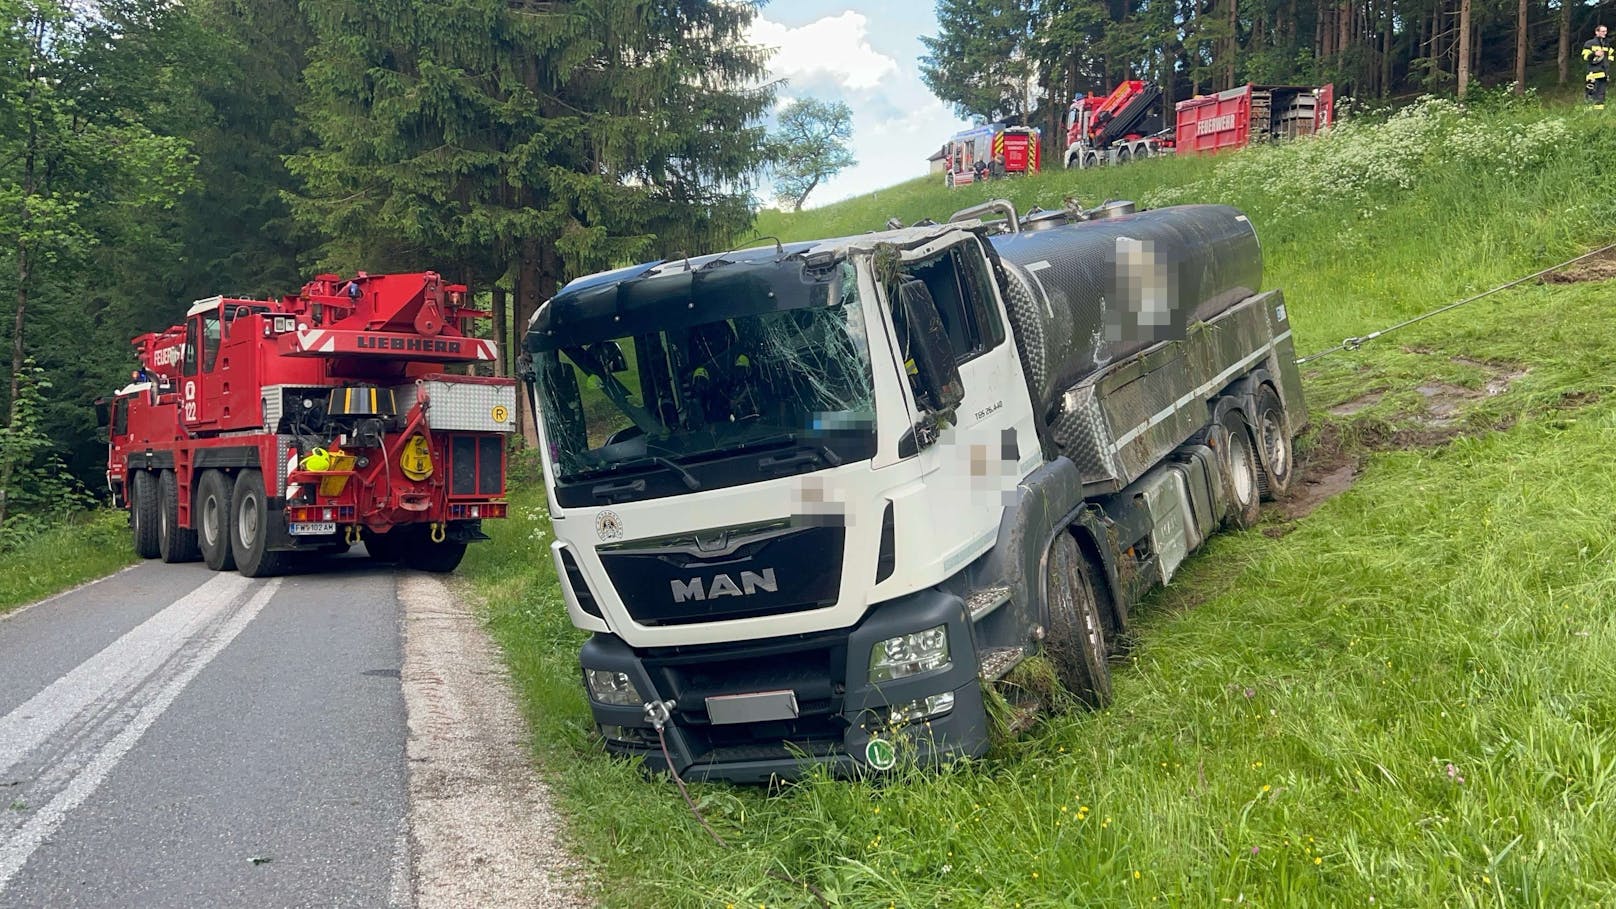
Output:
top-left (726, 432), bottom-right (844, 471)
top-left (577, 454), bottom-right (701, 492)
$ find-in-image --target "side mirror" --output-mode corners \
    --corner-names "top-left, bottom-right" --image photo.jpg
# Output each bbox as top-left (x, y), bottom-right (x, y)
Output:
top-left (895, 278), bottom-right (964, 417)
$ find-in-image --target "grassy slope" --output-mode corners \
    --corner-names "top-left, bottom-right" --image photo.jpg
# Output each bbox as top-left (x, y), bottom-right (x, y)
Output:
top-left (467, 96), bottom-right (1616, 906)
top-left (0, 510), bottom-right (138, 616)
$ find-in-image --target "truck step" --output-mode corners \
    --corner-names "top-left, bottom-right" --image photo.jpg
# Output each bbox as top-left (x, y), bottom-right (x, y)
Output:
top-left (978, 646), bottom-right (1026, 682)
top-left (965, 585), bottom-right (1013, 622)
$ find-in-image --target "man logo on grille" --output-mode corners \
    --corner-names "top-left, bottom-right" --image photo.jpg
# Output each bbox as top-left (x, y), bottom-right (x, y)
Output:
top-left (670, 568), bottom-right (777, 602)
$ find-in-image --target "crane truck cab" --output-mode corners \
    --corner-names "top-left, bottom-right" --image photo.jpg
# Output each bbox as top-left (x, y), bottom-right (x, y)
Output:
top-left (525, 201), bottom-right (1305, 782)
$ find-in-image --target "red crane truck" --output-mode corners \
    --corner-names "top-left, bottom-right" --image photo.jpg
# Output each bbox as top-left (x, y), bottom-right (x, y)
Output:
top-left (103, 271), bottom-right (516, 577)
top-left (1065, 81), bottom-right (1334, 168)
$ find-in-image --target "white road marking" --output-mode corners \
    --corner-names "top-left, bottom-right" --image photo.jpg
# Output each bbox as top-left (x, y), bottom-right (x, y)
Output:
top-left (0, 578), bottom-right (280, 894)
top-left (0, 573), bottom-right (252, 778)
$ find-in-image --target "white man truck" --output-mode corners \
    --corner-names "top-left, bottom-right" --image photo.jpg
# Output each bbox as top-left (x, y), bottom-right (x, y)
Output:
top-left (522, 200), bottom-right (1304, 782)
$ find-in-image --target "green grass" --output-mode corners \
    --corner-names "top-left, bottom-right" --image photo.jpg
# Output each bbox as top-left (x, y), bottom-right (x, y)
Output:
top-left (465, 97), bottom-right (1616, 906)
top-left (0, 510), bottom-right (139, 616)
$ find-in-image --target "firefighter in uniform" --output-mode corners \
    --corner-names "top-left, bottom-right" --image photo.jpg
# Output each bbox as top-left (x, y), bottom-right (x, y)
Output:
top-left (1585, 25), bottom-right (1613, 109)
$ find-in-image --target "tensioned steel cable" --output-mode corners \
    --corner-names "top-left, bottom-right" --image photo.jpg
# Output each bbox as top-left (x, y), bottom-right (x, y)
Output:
top-left (1295, 241), bottom-right (1616, 365)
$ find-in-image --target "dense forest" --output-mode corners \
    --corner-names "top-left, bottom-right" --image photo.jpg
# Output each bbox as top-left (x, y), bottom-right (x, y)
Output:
top-left (0, 0), bottom-right (772, 535)
top-left (922, 0), bottom-right (1598, 159)
top-left (0, 0), bottom-right (1599, 537)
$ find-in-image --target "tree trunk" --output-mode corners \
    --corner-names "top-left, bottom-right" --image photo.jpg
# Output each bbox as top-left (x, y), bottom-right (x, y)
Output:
top-left (1382, 0), bottom-right (1393, 97)
top-left (513, 240), bottom-right (541, 449)
top-left (1458, 0), bottom-right (1472, 97)
top-left (1226, 0), bottom-right (1237, 89)
top-left (491, 285), bottom-right (508, 377)
top-left (1515, 0), bottom-right (1528, 91)
top-left (1559, 0), bottom-right (1570, 84)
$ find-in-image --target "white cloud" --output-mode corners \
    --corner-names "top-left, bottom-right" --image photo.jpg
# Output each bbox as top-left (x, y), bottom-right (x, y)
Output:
top-left (749, 12), bottom-right (897, 92)
top-left (750, 12), bottom-right (972, 208)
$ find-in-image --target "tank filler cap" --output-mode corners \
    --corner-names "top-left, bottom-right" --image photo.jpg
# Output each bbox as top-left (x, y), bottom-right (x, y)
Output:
top-left (1086, 200), bottom-right (1138, 220)
top-left (1019, 207), bottom-right (1076, 232)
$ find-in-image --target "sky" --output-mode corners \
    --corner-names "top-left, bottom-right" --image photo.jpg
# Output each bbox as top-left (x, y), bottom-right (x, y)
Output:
top-left (746, 3), bottom-right (972, 209)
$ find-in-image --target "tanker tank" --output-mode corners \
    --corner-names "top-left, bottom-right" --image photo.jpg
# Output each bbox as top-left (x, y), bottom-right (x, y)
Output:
top-left (987, 204), bottom-right (1263, 424)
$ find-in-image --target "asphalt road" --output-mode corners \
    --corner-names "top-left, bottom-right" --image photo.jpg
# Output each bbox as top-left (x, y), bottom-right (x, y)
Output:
top-left (0, 556), bottom-right (411, 909)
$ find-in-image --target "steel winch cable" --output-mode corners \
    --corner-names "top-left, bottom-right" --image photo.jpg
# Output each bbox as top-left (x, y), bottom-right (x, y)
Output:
top-left (1294, 241), bottom-right (1616, 366)
top-left (644, 700), bottom-right (832, 908)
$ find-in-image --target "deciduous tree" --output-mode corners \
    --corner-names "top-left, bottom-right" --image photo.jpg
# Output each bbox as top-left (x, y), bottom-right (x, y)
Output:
top-left (769, 99), bottom-right (856, 212)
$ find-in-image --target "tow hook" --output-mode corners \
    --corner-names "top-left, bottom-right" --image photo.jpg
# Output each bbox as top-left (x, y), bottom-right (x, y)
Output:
top-left (643, 699), bottom-right (676, 731)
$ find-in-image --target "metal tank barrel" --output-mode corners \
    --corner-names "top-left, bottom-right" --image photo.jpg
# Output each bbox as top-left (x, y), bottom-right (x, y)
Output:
top-left (988, 204), bottom-right (1262, 421)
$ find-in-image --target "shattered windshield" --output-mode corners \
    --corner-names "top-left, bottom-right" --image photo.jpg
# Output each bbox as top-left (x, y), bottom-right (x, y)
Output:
top-left (534, 260), bottom-right (875, 497)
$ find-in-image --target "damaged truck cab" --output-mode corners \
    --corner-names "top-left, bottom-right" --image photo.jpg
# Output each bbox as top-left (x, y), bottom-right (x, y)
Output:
top-left (524, 201), bottom-right (1305, 782)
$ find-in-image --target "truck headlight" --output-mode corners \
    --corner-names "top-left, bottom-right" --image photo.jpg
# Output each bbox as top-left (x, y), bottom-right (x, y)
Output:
top-left (585, 669), bottom-right (643, 706)
top-left (869, 625), bottom-right (951, 682)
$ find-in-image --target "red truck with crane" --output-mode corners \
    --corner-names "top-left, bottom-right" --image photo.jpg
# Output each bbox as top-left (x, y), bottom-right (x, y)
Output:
top-left (1065, 81), bottom-right (1333, 168)
top-left (103, 271), bottom-right (516, 577)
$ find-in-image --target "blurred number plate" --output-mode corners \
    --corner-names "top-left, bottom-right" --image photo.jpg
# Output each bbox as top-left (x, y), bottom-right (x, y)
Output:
top-left (705, 690), bottom-right (799, 725)
top-left (289, 522), bottom-right (336, 536)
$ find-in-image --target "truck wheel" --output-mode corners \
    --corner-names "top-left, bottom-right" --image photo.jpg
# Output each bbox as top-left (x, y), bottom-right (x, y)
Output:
top-left (1043, 531), bottom-right (1112, 708)
top-left (131, 470), bottom-right (160, 559)
top-left (1253, 385), bottom-right (1294, 500)
top-left (388, 526), bottom-right (467, 573)
top-left (1219, 411), bottom-right (1263, 529)
top-left (197, 470), bottom-right (237, 572)
top-left (1117, 146), bottom-right (1132, 164)
top-left (230, 469), bottom-right (288, 578)
top-left (158, 469), bottom-right (201, 563)
top-left (1082, 150), bottom-right (1100, 169)
top-left (361, 529), bottom-right (399, 563)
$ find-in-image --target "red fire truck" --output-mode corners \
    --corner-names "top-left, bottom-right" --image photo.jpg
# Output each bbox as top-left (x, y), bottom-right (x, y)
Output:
top-left (103, 271), bottom-right (515, 577)
top-left (943, 125), bottom-right (1041, 187)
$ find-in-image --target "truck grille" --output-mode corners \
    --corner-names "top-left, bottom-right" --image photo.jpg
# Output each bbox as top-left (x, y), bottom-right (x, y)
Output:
top-left (642, 632), bottom-right (849, 763)
top-left (598, 520), bottom-right (845, 626)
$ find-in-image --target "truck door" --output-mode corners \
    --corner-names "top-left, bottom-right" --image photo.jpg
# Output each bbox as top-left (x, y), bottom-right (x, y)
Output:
top-left (897, 239), bottom-right (1038, 573)
top-left (181, 310), bottom-right (221, 428)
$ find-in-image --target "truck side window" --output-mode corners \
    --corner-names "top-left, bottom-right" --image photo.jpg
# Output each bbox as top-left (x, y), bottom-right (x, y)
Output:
top-left (905, 243), bottom-right (1004, 365)
top-left (959, 241), bottom-right (1005, 350)
top-left (202, 314), bottom-right (222, 373)
top-left (111, 399), bottom-right (128, 436)
top-left (183, 318), bottom-right (199, 376)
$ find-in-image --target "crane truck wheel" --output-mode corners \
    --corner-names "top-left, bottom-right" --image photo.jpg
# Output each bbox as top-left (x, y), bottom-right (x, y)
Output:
top-left (130, 470), bottom-right (160, 559)
top-left (1253, 385), bottom-right (1294, 500)
top-left (1042, 530), bottom-right (1112, 709)
top-left (197, 470), bottom-right (237, 572)
top-left (158, 470), bottom-right (201, 563)
top-left (230, 469), bottom-right (288, 578)
top-left (399, 526), bottom-right (467, 574)
top-left (1117, 146), bottom-right (1132, 164)
top-left (1219, 410), bottom-right (1263, 529)
top-left (361, 528), bottom-right (400, 563)
top-left (1082, 150), bottom-right (1100, 169)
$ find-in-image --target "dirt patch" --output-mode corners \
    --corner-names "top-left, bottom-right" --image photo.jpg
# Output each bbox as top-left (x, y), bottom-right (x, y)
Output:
top-left (1406, 361), bottom-right (1528, 431)
top-left (1329, 391), bottom-right (1383, 417)
top-left (399, 573), bottom-right (594, 908)
top-left (1542, 247), bottom-right (1616, 284)
top-left (1277, 462), bottom-right (1359, 522)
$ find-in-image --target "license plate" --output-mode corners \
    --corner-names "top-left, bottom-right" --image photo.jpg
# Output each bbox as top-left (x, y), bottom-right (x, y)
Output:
top-left (288, 521), bottom-right (337, 536)
top-left (705, 690), bottom-right (799, 725)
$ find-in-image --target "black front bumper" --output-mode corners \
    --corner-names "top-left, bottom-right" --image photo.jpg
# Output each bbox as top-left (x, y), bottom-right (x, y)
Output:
top-left (580, 589), bottom-right (991, 784)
